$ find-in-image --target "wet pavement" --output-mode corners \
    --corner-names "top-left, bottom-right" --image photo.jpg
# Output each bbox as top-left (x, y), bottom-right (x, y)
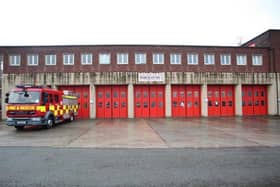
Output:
top-left (0, 117), bottom-right (280, 148)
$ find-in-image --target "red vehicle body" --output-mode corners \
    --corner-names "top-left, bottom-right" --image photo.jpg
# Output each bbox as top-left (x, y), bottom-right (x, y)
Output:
top-left (5, 85), bottom-right (79, 130)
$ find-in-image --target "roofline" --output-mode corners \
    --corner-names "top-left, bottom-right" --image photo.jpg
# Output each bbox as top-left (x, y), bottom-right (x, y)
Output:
top-left (242, 29), bottom-right (280, 47)
top-left (0, 44), bottom-right (270, 49)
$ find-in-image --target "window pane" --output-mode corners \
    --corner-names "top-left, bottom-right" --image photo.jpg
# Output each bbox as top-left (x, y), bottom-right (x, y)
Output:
top-left (170, 53), bottom-right (181, 64)
top-left (204, 54), bottom-right (215, 65)
top-left (135, 53), bottom-right (146, 64)
top-left (153, 53), bottom-right (164, 64)
top-left (99, 53), bottom-right (110, 64)
top-left (187, 53), bottom-right (198, 65)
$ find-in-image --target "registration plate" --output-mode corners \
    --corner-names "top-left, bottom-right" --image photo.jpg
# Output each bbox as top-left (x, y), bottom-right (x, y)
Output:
top-left (17, 121), bottom-right (26, 125)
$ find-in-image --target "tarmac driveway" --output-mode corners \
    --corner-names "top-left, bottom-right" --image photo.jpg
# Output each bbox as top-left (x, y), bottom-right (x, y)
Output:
top-left (0, 117), bottom-right (280, 148)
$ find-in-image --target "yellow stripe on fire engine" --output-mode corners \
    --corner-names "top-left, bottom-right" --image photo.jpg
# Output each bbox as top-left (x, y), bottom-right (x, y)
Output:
top-left (7, 105), bottom-right (36, 111)
top-left (36, 106), bottom-right (46, 112)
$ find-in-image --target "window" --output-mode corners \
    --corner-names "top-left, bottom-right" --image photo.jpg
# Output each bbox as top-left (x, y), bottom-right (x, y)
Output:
top-left (170, 53), bottom-right (181, 64)
top-left (252, 54), bottom-right (263, 66)
top-left (236, 54), bottom-right (247, 65)
top-left (27, 54), bottom-right (39, 66)
top-left (117, 53), bottom-right (128, 64)
top-left (220, 54), bottom-right (231, 65)
top-left (63, 54), bottom-right (74, 65)
top-left (99, 53), bottom-right (110, 64)
top-left (9, 55), bottom-right (21, 66)
top-left (45, 54), bottom-right (56, 65)
top-left (135, 53), bottom-right (146, 64)
top-left (0, 55), bottom-right (3, 70)
top-left (81, 53), bottom-right (92, 65)
top-left (187, 53), bottom-right (198, 65)
top-left (153, 53), bottom-right (164, 64)
top-left (204, 54), bottom-right (215, 65)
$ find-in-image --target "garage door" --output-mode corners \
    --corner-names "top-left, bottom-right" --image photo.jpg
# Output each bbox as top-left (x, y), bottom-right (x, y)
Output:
top-left (242, 85), bottom-right (267, 116)
top-left (134, 85), bottom-right (165, 118)
top-left (172, 85), bottom-right (201, 117)
top-left (96, 85), bottom-right (127, 119)
top-left (58, 85), bottom-right (90, 119)
top-left (208, 85), bottom-right (234, 117)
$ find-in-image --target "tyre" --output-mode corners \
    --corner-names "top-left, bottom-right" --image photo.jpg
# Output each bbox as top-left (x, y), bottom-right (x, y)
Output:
top-left (70, 114), bottom-right (75, 122)
top-left (45, 117), bottom-right (54, 129)
top-left (15, 126), bottom-right (24, 130)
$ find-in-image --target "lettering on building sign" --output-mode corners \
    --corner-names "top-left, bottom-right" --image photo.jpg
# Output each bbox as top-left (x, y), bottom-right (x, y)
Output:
top-left (138, 73), bottom-right (165, 82)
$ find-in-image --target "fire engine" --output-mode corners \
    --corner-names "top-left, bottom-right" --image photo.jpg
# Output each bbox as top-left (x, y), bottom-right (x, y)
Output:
top-left (5, 85), bottom-right (79, 130)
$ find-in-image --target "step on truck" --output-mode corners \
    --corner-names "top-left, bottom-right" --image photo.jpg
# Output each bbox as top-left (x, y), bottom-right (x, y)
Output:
top-left (5, 85), bottom-right (79, 130)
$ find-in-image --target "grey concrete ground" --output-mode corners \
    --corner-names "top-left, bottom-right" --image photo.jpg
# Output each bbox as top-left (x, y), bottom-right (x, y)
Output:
top-left (0, 117), bottom-right (280, 148)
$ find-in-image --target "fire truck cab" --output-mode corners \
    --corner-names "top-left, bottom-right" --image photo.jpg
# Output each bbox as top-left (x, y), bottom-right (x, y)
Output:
top-left (5, 85), bottom-right (79, 130)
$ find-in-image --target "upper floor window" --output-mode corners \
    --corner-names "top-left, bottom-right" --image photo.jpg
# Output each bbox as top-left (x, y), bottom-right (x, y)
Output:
top-left (204, 54), bottom-right (215, 65)
top-left (99, 53), bottom-right (110, 64)
top-left (0, 55), bottom-right (3, 70)
top-left (187, 53), bottom-right (198, 65)
top-left (170, 53), bottom-right (181, 64)
top-left (117, 53), bottom-right (128, 64)
top-left (45, 54), bottom-right (56, 65)
top-left (220, 54), bottom-right (231, 65)
top-left (27, 54), bottom-right (39, 66)
top-left (63, 53), bottom-right (74, 65)
top-left (81, 53), bottom-right (92, 65)
top-left (252, 54), bottom-right (263, 66)
top-left (135, 53), bottom-right (146, 64)
top-left (9, 55), bottom-right (21, 66)
top-left (236, 54), bottom-right (247, 65)
top-left (153, 53), bottom-right (164, 64)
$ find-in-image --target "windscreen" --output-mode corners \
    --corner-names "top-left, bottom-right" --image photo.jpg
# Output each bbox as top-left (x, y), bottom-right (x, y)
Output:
top-left (8, 91), bottom-right (40, 104)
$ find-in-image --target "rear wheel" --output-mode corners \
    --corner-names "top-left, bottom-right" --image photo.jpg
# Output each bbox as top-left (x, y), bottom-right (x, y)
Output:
top-left (70, 114), bottom-right (75, 122)
top-left (15, 126), bottom-right (24, 130)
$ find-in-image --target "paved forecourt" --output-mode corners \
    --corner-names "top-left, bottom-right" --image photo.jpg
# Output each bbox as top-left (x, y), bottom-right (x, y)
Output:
top-left (0, 117), bottom-right (280, 148)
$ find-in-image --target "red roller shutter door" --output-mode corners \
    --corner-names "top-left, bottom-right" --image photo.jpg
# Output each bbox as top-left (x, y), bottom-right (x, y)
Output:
top-left (172, 85), bottom-right (186, 117)
top-left (96, 85), bottom-right (128, 119)
top-left (134, 85), bottom-right (165, 118)
top-left (58, 85), bottom-right (90, 119)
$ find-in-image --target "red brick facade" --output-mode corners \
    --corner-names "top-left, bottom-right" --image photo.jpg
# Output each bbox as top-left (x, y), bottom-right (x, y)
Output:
top-left (0, 45), bottom-right (270, 74)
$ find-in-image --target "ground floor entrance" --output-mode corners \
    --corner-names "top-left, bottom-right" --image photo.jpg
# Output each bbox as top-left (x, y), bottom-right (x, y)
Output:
top-left (134, 85), bottom-right (165, 118)
top-left (96, 85), bottom-right (128, 119)
top-left (58, 85), bottom-right (90, 119)
top-left (207, 85), bottom-right (235, 117)
top-left (171, 85), bottom-right (201, 117)
top-left (242, 85), bottom-right (267, 116)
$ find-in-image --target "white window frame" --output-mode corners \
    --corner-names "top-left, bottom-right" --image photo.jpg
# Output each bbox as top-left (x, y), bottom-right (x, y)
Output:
top-left (220, 54), bottom-right (231, 65)
top-left (252, 54), bottom-right (263, 66)
top-left (99, 53), bottom-right (110, 64)
top-left (170, 53), bottom-right (181, 64)
top-left (135, 53), bottom-right (146, 64)
top-left (117, 53), bottom-right (128, 64)
top-left (0, 55), bottom-right (3, 71)
top-left (204, 54), bottom-right (215, 65)
top-left (45, 54), bottom-right (56, 66)
top-left (236, 54), bottom-right (247, 65)
top-left (81, 53), bottom-right (92, 65)
top-left (187, 53), bottom-right (198, 65)
top-left (153, 53), bottom-right (164, 64)
top-left (63, 53), bottom-right (75, 65)
top-left (9, 55), bottom-right (21, 66)
top-left (27, 54), bottom-right (39, 66)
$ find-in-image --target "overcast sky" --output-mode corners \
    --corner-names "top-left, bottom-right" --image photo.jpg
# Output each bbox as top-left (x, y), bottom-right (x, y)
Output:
top-left (0, 0), bottom-right (279, 46)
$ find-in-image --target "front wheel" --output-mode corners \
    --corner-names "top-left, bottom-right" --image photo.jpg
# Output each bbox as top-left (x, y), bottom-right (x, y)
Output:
top-left (44, 117), bottom-right (54, 129)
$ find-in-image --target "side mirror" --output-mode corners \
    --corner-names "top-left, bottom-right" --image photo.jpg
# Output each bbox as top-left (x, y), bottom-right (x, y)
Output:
top-left (42, 93), bottom-right (48, 105)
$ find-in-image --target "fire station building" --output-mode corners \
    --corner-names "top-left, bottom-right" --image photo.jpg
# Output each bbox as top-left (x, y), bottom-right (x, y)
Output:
top-left (1, 29), bottom-right (280, 119)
